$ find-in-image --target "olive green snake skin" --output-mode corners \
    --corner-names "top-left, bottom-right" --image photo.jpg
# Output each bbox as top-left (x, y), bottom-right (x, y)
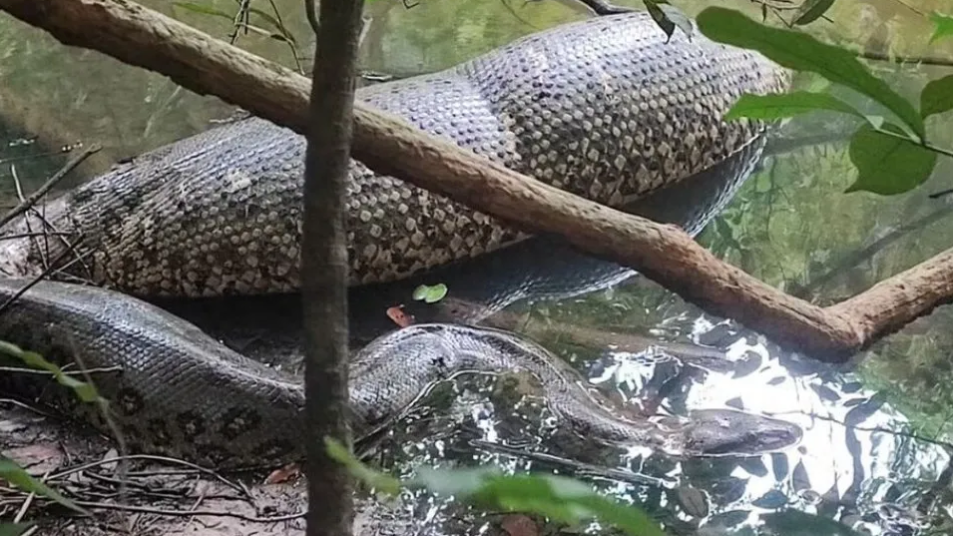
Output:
top-left (0, 13), bottom-right (800, 468)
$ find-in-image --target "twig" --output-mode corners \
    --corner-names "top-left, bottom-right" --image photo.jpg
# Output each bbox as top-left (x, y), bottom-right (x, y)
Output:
top-left (71, 500), bottom-right (305, 523)
top-left (0, 244), bottom-right (84, 316)
top-left (13, 486), bottom-right (35, 523)
top-left (469, 439), bottom-right (676, 489)
top-left (0, 365), bottom-right (121, 375)
top-left (572, 0), bottom-right (633, 15)
top-left (13, 471), bottom-right (49, 523)
top-left (228, 0), bottom-right (250, 44)
top-left (0, 397), bottom-right (57, 418)
top-left (48, 455), bottom-right (249, 498)
top-left (9, 165), bottom-right (45, 271)
top-left (11, 156), bottom-right (95, 284)
top-left (0, 231), bottom-right (74, 241)
top-left (784, 410), bottom-right (953, 449)
top-left (0, 147), bottom-right (76, 166)
top-left (796, 204), bottom-right (953, 299)
top-left (873, 126), bottom-right (953, 159)
top-left (0, 145), bottom-right (99, 230)
top-left (265, 0), bottom-right (303, 73)
top-left (861, 50), bottom-right (953, 69)
top-left (304, 0), bottom-right (319, 36)
top-left (64, 333), bottom-right (131, 503)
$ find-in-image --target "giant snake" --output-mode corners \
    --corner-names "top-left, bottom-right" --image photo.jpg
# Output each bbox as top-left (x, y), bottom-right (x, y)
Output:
top-left (0, 12), bottom-right (801, 469)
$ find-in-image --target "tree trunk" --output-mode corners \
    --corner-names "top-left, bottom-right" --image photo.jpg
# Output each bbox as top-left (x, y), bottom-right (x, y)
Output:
top-left (2, 0), bottom-right (953, 363)
top-left (301, 0), bottom-right (363, 534)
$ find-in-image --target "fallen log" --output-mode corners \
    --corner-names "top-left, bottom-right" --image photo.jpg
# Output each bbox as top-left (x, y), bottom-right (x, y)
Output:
top-left (1, 0), bottom-right (951, 362)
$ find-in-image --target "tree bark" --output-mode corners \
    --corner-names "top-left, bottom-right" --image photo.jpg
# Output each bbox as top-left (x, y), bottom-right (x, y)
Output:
top-left (2, 0), bottom-right (952, 363)
top-left (301, 0), bottom-right (362, 535)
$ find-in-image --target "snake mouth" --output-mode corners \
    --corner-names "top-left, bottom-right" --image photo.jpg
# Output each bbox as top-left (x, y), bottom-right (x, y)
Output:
top-left (681, 408), bottom-right (804, 457)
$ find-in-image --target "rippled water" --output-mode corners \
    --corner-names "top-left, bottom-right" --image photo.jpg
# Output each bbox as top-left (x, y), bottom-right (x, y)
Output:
top-left (3, 0), bottom-right (953, 534)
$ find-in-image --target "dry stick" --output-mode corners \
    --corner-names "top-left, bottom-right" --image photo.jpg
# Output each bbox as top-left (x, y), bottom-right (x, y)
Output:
top-left (69, 500), bottom-right (305, 523)
top-left (798, 204), bottom-right (953, 299)
top-left (0, 145), bottom-right (100, 229)
top-left (47, 455), bottom-right (249, 499)
top-left (9, 166), bottom-right (47, 272)
top-left (779, 410), bottom-right (953, 449)
top-left (0, 365), bottom-right (121, 375)
top-left (0, 0), bottom-right (949, 363)
top-left (469, 439), bottom-right (674, 489)
top-left (0, 398), bottom-right (57, 418)
top-left (304, 0), bottom-right (320, 36)
top-left (861, 50), bottom-right (953, 69)
top-left (0, 147), bottom-right (76, 166)
top-left (0, 232), bottom-right (74, 241)
top-left (0, 246), bottom-right (83, 316)
top-left (7, 160), bottom-right (95, 280)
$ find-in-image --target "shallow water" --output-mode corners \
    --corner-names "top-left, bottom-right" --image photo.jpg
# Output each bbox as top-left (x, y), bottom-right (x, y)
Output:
top-left (2, 0), bottom-right (953, 535)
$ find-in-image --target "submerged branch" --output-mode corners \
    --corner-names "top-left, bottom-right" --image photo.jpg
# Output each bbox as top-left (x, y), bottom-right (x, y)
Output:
top-left (2, 0), bottom-right (953, 362)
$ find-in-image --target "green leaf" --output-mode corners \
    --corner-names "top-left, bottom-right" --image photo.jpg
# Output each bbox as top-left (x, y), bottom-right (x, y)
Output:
top-left (425, 283), bottom-right (447, 303)
top-left (0, 341), bottom-right (104, 404)
top-left (412, 467), bottom-right (667, 536)
top-left (656, 4), bottom-right (694, 40)
top-left (412, 284), bottom-right (448, 303)
top-left (171, 1), bottom-right (234, 19)
top-left (696, 7), bottom-right (925, 140)
top-left (920, 74), bottom-right (953, 119)
top-left (846, 123), bottom-right (937, 195)
top-left (643, 0), bottom-right (675, 40)
top-left (247, 8), bottom-right (298, 45)
top-left (794, 0), bottom-right (836, 25)
top-left (0, 523), bottom-right (34, 536)
top-left (412, 285), bottom-right (428, 301)
top-left (930, 12), bottom-right (953, 43)
top-left (0, 456), bottom-right (87, 514)
top-left (327, 440), bottom-right (667, 536)
top-left (324, 437), bottom-right (401, 495)
top-left (724, 91), bottom-right (865, 120)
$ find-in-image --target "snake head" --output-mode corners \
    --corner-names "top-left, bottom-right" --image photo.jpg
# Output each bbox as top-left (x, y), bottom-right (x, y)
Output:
top-left (678, 408), bottom-right (803, 457)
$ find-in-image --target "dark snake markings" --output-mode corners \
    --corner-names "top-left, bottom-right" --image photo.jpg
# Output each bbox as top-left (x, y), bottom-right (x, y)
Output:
top-left (0, 13), bottom-right (802, 468)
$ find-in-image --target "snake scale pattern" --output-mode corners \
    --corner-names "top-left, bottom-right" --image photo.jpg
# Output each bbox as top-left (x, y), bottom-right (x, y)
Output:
top-left (0, 12), bottom-right (800, 468)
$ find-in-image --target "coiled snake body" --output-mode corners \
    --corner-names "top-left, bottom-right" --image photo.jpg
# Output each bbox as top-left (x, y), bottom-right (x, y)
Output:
top-left (0, 13), bottom-right (800, 468)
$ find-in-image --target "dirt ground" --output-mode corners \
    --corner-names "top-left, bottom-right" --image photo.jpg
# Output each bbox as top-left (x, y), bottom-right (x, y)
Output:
top-left (0, 401), bottom-right (447, 536)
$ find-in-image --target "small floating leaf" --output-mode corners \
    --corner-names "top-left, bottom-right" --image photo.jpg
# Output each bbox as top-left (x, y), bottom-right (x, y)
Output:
top-left (412, 283), bottom-right (448, 303)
